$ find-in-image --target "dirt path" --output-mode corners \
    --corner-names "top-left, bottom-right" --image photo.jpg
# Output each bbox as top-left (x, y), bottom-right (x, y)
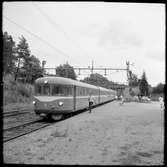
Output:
top-left (3, 101), bottom-right (164, 165)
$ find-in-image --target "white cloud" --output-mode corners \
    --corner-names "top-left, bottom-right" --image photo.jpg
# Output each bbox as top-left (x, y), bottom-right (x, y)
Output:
top-left (3, 2), bottom-right (165, 86)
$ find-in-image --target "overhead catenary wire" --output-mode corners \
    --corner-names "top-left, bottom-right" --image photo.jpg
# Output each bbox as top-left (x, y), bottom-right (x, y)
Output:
top-left (32, 3), bottom-right (70, 40)
top-left (32, 2), bottom-right (90, 60)
top-left (4, 15), bottom-right (79, 64)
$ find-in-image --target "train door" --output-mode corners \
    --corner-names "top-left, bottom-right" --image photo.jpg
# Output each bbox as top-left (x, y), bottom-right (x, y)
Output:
top-left (73, 85), bottom-right (76, 111)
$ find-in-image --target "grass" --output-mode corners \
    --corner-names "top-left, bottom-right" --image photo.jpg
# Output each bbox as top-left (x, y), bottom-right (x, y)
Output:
top-left (3, 74), bottom-right (34, 107)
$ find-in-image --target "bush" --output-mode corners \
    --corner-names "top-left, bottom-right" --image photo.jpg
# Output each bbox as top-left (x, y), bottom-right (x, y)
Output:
top-left (3, 74), bottom-right (34, 105)
top-left (152, 83), bottom-right (164, 94)
top-left (16, 82), bottom-right (33, 98)
top-left (3, 90), bottom-right (18, 104)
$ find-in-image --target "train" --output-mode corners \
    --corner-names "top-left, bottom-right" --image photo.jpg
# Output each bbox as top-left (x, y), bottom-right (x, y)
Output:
top-left (33, 76), bottom-right (117, 120)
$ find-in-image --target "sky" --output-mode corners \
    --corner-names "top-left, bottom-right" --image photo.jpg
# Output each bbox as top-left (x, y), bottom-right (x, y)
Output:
top-left (3, 2), bottom-right (165, 86)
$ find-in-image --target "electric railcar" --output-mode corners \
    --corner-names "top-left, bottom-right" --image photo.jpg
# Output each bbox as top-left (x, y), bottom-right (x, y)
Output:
top-left (33, 76), bottom-right (116, 120)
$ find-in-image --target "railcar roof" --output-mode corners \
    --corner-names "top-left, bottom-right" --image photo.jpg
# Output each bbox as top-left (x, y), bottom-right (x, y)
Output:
top-left (99, 87), bottom-right (114, 92)
top-left (35, 76), bottom-right (115, 92)
top-left (35, 76), bottom-right (98, 89)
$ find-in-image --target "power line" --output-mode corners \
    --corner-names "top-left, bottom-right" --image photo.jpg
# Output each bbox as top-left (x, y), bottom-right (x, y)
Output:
top-left (32, 2), bottom-right (90, 58)
top-left (32, 3), bottom-right (69, 39)
top-left (4, 15), bottom-right (76, 63)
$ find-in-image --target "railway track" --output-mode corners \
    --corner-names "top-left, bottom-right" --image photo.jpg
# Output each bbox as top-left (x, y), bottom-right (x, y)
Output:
top-left (3, 100), bottom-right (114, 143)
top-left (3, 110), bottom-right (40, 130)
top-left (3, 108), bottom-right (85, 143)
top-left (3, 110), bottom-right (31, 118)
top-left (3, 119), bottom-right (52, 142)
top-left (3, 111), bottom-right (73, 143)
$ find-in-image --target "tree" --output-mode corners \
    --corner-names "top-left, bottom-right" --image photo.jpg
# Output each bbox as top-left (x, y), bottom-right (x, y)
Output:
top-left (14, 36), bottom-right (43, 83)
top-left (152, 83), bottom-right (164, 94)
top-left (81, 73), bottom-right (111, 88)
top-left (3, 32), bottom-right (17, 74)
top-left (15, 35), bottom-right (31, 80)
top-left (129, 71), bottom-right (139, 87)
top-left (25, 55), bottom-right (43, 83)
top-left (56, 63), bottom-right (76, 80)
top-left (139, 71), bottom-right (149, 96)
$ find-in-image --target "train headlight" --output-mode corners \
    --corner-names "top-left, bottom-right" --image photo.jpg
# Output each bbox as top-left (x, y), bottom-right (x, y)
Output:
top-left (33, 101), bottom-right (36, 105)
top-left (58, 101), bottom-right (64, 107)
top-left (44, 80), bottom-right (48, 84)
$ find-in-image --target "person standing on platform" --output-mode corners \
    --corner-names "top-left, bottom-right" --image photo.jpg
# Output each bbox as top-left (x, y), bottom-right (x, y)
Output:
top-left (88, 94), bottom-right (94, 113)
top-left (120, 95), bottom-right (124, 105)
top-left (159, 96), bottom-right (164, 109)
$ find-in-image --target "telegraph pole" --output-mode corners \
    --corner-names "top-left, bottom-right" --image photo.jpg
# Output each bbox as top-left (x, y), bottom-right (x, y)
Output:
top-left (126, 61), bottom-right (134, 86)
top-left (89, 60), bottom-right (94, 74)
top-left (42, 60), bottom-right (46, 76)
top-left (126, 61), bottom-right (130, 85)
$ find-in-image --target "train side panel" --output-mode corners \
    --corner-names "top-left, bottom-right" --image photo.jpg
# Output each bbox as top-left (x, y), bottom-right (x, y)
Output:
top-left (99, 93), bottom-right (116, 103)
top-left (74, 86), bottom-right (100, 111)
top-left (34, 96), bottom-right (74, 114)
top-left (75, 95), bottom-right (99, 111)
top-left (99, 95), bottom-right (112, 103)
top-left (75, 96), bottom-right (89, 110)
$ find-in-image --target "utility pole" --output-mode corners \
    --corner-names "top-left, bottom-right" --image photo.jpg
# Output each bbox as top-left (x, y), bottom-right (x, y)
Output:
top-left (126, 61), bottom-right (135, 86)
top-left (91, 60), bottom-right (94, 74)
top-left (104, 68), bottom-right (107, 75)
top-left (78, 68), bottom-right (80, 75)
top-left (42, 60), bottom-right (46, 76)
top-left (126, 61), bottom-right (130, 85)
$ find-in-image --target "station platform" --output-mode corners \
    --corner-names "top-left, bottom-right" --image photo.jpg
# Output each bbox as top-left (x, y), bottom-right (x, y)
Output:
top-left (4, 101), bottom-right (164, 165)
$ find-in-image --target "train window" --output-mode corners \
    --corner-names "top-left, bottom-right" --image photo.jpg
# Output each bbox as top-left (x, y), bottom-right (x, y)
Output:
top-left (84, 88), bottom-right (86, 96)
top-left (80, 88), bottom-right (83, 96)
top-left (89, 89), bottom-right (91, 95)
top-left (91, 89), bottom-right (94, 95)
top-left (79, 87), bottom-right (81, 96)
top-left (35, 84), bottom-right (42, 95)
top-left (52, 85), bottom-right (63, 96)
top-left (81, 87), bottom-right (83, 96)
top-left (88, 88), bottom-right (91, 96)
top-left (76, 87), bottom-right (78, 96)
top-left (88, 89), bottom-right (91, 95)
top-left (78, 87), bottom-right (81, 96)
top-left (85, 88), bottom-right (88, 96)
top-left (88, 89), bottom-right (90, 95)
top-left (43, 84), bottom-right (50, 95)
top-left (92, 89), bottom-right (95, 95)
top-left (76, 87), bottom-right (85, 96)
top-left (52, 85), bottom-right (73, 96)
top-left (64, 86), bottom-right (73, 96)
top-left (66, 87), bottom-right (70, 96)
top-left (52, 85), bottom-right (59, 95)
top-left (82, 87), bottom-right (85, 96)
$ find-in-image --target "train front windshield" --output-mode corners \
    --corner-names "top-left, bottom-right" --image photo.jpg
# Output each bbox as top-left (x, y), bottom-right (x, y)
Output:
top-left (35, 84), bottom-right (73, 96)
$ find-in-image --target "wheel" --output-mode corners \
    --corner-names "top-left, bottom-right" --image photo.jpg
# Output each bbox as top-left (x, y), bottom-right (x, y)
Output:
top-left (50, 114), bottom-right (63, 121)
